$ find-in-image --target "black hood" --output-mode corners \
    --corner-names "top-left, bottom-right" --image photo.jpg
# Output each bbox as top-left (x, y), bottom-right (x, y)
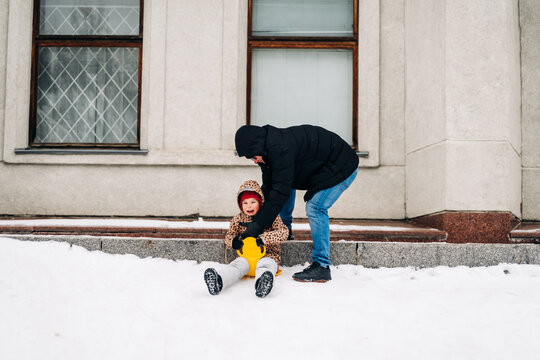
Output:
top-left (234, 125), bottom-right (267, 158)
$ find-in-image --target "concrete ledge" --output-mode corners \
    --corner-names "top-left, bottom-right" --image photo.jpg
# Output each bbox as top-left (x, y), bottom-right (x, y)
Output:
top-left (358, 242), bottom-right (540, 268)
top-left (3, 235), bottom-right (540, 268)
top-left (5, 234), bottom-right (103, 251)
top-left (100, 238), bottom-right (226, 263)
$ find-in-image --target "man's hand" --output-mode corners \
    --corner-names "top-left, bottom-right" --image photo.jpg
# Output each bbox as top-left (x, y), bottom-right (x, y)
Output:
top-left (232, 235), bottom-right (244, 250)
top-left (239, 221), bottom-right (263, 239)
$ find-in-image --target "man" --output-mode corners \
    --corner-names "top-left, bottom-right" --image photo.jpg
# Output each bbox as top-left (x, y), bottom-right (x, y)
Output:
top-left (234, 124), bottom-right (358, 282)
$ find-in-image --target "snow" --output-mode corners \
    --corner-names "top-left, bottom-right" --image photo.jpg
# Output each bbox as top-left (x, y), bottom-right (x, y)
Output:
top-left (0, 217), bottom-right (231, 229)
top-left (1, 237), bottom-right (540, 360)
top-left (0, 217), bottom-right (416, 232)
top-left (515, 229), bottom-right (540, 234)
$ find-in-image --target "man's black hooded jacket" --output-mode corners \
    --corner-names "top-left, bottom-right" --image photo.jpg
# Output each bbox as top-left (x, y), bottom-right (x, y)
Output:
top-left (235, 124), bottom-right (359, 230)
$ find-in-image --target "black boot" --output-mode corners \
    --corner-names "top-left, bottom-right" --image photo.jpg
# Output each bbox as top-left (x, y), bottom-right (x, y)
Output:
top-left (292, 262), bottom-right (331, 282)
top-left (287, 228), bottom-right (295, 241)
top-left (255, 271), bottom-right (274, 298)
top-left (287, 230), bottom-right (295, 241)
top-left (204, 268), bottom-right (223, 295)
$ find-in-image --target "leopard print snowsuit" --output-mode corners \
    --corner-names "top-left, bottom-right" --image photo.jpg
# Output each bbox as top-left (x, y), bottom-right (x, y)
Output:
top-left (224, 180), bottom-right (288, 265)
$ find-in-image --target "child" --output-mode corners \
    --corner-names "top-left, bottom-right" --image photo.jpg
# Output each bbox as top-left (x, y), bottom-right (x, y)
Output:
top-left (204, 180), bottom-right (288, 298)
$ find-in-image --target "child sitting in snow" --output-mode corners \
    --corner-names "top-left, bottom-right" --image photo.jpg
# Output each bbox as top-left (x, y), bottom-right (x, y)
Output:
top-left (204, 180), bottom-right (288, 298)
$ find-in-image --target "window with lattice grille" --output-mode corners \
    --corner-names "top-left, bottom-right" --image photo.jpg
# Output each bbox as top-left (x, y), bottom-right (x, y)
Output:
top-left (30, 0), bottom-right (143, 148)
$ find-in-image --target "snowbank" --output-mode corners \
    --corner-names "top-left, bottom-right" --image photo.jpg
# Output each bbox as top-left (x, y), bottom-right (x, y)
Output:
top-left (1, 237), bottom-right (539, 359)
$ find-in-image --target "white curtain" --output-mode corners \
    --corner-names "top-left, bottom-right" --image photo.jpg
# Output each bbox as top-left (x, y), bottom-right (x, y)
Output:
top-left (251, 48), bottom-right (353, 144)
top-left (252, 0), bottom-right (354, 37)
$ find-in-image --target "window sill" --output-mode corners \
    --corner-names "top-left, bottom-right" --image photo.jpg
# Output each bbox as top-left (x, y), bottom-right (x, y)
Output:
top-left (14, 148), bottom-right (149, 155)
top-left (5, 149), bottom-right (370, 166)
top-left (5, 149), bottom-right (246, 166)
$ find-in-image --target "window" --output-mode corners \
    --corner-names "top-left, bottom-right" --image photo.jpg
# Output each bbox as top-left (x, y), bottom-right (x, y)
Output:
top-left (29, 0), bottom-right (143, 148)
top-left (248, 0), bottom-right (358, 147)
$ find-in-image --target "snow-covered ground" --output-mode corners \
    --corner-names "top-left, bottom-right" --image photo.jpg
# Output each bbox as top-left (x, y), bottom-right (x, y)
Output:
top-left (1, 237), bottom-right (540, 360)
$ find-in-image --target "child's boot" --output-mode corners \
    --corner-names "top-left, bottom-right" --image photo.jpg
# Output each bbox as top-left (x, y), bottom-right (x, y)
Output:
top-left (204, 268), bottom-right (223, 295)
top-left (254, 257), bottom-right (278, 298)
top-left (204, 258), bottom-right (249, 295)
top-left (255, 270), bottom-right (274, 298)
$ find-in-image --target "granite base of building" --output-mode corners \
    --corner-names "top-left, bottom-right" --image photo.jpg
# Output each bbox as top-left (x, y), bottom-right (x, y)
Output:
top-left (5, 234), bottom-right (540, 269)
top-left (412, 211), bottom-right (520, 243)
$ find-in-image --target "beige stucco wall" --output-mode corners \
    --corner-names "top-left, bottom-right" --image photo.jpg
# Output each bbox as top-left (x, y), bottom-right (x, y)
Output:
top-left (0, 0), bottom-right (405, 219)
top-left (380, 0), bottom-right (405, 167)
top-left (405, 0), bottom-right (522, 219)
top-left (0, 0), bottom-right (7, 161)
top-left (521, 0), bottom-right (540, 220)
top-left (0, 164), bottom-right (405, 219)
top-left (1, 0), bottom-right (533, 221)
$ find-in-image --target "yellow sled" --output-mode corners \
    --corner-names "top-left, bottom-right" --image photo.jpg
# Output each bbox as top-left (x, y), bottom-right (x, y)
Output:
top-left (237, 237), bottom-right (282, 277)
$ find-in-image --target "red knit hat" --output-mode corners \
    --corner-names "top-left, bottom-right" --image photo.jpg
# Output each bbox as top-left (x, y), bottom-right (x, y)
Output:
top-left (239, 191), bottom-right (262, 206)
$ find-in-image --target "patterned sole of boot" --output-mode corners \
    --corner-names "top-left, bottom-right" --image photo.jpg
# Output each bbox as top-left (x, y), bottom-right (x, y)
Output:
top-left (255, 271), bottom-right (274, 298)
top-left (204, 268), bottom-right (221, 295)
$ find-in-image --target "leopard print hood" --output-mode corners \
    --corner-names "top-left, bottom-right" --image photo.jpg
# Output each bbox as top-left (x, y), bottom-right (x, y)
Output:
top-left (225, 180), bottom-right (288, 265)
top-left (236, 180), bottom-right (265, 211)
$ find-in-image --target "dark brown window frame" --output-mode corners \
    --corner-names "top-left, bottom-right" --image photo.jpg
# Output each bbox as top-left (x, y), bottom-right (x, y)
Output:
top-left (247, 0), bottom-right (359, 149)
top-left (29, 0), bottom-right (144, 149)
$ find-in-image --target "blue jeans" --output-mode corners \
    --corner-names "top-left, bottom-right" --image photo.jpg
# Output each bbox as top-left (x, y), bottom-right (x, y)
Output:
top-left (279, 189), bottom-right (296, 233)
top-left (280, 169), bottom-right (358, 267)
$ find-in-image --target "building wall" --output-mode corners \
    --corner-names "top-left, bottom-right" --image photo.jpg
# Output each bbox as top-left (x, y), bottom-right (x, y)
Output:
top-left (0, 0), bottom-right (405, 219)
top-left (405, 0), bottom-right (522, 219)
top-left (1, 0), bottom-right (537, 221)
top-left (0, 0), bottom-right (7, 162)
top-left (521, 0), bottom-right (540, 220)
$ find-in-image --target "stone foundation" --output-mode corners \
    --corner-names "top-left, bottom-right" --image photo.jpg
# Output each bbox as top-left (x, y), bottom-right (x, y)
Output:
top-left (412, 212), bottom-right (520, 243)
